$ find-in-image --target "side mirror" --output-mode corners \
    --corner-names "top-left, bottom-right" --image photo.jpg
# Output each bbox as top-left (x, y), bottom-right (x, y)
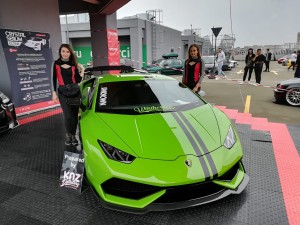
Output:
top-left (80, 87), bottom-right (91, 111)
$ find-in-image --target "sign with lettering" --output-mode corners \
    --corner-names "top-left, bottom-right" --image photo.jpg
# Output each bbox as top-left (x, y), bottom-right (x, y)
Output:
top-left (0, 28), bottom-right (55, 115)
top-left (59, 151), bottom-right (85, 193)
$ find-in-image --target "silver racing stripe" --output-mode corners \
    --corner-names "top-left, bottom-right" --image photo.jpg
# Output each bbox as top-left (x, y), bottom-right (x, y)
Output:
top-left (171, 112), bottom-right (211, 181)
top-left (178, 111), bottom-right (218, 179)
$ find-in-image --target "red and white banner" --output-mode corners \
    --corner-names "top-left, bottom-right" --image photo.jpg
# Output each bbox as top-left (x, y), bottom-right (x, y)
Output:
top-left (107, 29), bottom-right (120, 74)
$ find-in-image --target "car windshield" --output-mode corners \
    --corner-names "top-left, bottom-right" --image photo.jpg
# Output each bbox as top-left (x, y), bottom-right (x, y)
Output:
top-left (159, 59), bottom-right (169, 67)
top-left (202, 56), bottom-right (215, 64)
top-left (95, 80), bottom-right (205, 115)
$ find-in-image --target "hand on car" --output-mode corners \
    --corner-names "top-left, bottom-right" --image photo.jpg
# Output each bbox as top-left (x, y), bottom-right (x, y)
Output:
top-left (193, 83), bottom-right (201, 92)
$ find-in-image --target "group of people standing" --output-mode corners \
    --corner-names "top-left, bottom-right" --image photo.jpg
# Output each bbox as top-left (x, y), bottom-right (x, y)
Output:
top-left (242, 48), bottom-right (300, 85)
top-left (241, 48), bottom-right (272, 85)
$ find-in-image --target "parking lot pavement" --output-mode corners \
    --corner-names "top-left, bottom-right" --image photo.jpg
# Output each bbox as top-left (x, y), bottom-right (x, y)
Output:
top-left (172, 61), bottom-right (300, 125)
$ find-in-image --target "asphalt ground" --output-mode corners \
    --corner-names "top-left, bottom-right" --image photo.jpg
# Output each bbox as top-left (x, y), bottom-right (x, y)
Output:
top-left (173, 61), bottom-right (300, 125)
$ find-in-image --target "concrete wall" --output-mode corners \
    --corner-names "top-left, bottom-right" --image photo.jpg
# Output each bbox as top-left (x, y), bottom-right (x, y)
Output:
top-left (0, 0), bottom-right (61, 97)
top-left (0, 0), bottom-right (62, 58)
top-left (60, 17), bottom-right (191, 68)
top-left (155, 26), bottom-right (182, 60)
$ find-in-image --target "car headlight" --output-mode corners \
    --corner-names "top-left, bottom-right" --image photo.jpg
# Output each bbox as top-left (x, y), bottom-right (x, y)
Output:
top-left (98, 140), bottom-right (136, 163)
top-left (224, 126), bottom-right (236, 149)
top-left (0, 91), bottom-right (10, 104)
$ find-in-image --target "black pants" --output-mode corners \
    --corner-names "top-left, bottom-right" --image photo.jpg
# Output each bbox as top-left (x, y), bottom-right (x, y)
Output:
top-left (58, 92), bottom-right (79, 135)
top-left (288, 61), bottom-right (296, 70)
top-left (243, 66), bottom-right (253, 81)
top-left (264, 61), bottom-right (270, 71)
top-left (254, 64), bottom-right (263, 84)
top-left (295, 66), bottom-right (300, 78)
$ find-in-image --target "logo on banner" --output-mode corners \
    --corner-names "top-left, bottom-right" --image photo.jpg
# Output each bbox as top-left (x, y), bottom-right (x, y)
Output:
top-left (59, 151), bottom-right (85, 192)
top-left (4, 30), bottom-right (26, 47)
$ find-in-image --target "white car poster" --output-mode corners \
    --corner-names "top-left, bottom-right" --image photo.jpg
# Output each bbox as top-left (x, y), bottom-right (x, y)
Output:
top-left (0, 28), bottom-right (55, 115)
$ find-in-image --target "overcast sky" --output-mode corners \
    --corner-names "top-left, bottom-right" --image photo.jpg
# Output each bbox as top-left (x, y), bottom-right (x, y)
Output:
top-left (117, 0), bottom-right (299, 47)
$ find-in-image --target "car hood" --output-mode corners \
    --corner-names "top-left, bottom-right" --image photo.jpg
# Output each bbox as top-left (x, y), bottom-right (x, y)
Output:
top-left (280, 78), bottom-right (300, 85)
top-left (97, 104), bottom-right (222, 160)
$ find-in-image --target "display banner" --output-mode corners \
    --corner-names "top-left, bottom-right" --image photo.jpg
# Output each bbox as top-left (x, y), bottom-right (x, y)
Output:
top-left (107, 29), bottom-right (120, 73)
top-left (59, 151), bottom-right (85, 193)
top-left (73, 46), bottom-right (93, 67)
top-left (0, 28), bottom-right (57, 115)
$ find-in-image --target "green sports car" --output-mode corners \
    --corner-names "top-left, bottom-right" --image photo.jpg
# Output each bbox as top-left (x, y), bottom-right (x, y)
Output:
top-left (79, 66), bottom-right (249, 213)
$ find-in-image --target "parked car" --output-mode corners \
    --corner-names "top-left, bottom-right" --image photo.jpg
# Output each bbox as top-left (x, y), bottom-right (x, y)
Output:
top-left (120, 58), bottom-right (134, 67)
top-left (145, 58), bottom-right (184, 75)
top-left (273, 78), bottom-right (300, 106)
top-left (277, 56), bottom-right (289, 64)
top-left (202, 56), bottom-right (230, 74)
top-left (0, 91), bottom-right (18, 133)
top-left (79, 65), bottom-right (249, 212)
top-left (144, 53), bottom-right (184, 75)
top-left (282, 59), bottom-right (292, 67)
top-left (229, 60), bottom-right (238, 68)
top-left (24, 37), bottom-right (46, 51)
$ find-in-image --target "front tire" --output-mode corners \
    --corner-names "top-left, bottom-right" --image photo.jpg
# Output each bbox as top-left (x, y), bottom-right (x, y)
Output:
top-left (285, 88), bottom-right (300, 106)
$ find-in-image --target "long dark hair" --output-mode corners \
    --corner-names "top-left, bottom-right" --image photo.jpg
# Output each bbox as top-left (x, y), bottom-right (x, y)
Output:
top-left (58, 44), bottom-right (77, 65)
top-left (247, 48), bottom-right (254, 55)
top-left (187, 44), bottom-right (201, 62)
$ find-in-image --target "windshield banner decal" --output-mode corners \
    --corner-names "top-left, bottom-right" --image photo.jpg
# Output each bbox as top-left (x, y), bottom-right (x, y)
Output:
top-left (134, 105), bottom-right (176, 113)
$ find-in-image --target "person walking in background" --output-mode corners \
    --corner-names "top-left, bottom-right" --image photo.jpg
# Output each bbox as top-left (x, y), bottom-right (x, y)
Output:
top-left (240, 48), bottom-right (255, 84)
top-left (182, 44), bottom-right (205, 93)
top-left (263, 48), bottom-right (272, 72)
top-left (215, 48), bottom-right (226, 80)
top-left (288, 51), bottom-right (297, 71)
top-left (253, 49), bottom-right (266, 85)
top-left (52, 44), bottom-right (85, 146)
top-left (294, 50), bottom-right (300, 78)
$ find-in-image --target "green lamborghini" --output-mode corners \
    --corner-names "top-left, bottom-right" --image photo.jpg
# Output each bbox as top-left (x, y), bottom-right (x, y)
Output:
top-left (79, 66), bottom-right (249, 213)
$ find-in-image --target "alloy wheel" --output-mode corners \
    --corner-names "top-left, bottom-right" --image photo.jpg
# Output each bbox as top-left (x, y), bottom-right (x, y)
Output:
top-left (286, 88), bottom-right (300, 106)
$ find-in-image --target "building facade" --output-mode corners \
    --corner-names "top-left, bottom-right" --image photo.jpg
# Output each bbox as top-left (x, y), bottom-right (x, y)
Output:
top-left (60, 13), bottom-right (203, 68)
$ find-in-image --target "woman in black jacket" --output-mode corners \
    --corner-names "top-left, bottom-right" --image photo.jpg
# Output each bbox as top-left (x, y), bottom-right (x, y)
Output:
top-left (182, 44), bottom-right (205, 92)
top-left (52, 44), bottom-right (84, 146)
top-left (241, 48), bottom-right (255, 84)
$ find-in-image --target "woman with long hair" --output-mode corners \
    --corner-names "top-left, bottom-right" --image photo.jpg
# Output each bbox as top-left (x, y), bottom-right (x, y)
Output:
top-left (182, 44), bottom-right (205, 92)
top-left (241, 48), bottom-right (255, 84)
top-left (52, 44), bottom-right (85, 146)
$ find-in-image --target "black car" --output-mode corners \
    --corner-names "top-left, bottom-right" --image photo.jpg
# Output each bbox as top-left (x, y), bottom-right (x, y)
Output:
top-left (0, 91), bottom-right (18, 133)
top-left (273, 78), bottom-right (300, 106)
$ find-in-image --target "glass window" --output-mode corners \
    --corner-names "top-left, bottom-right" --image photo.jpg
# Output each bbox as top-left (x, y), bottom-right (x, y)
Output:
top-left (172, 59), bottom-right (183, 65)
top-left (95, 80), bottom-right (205, 115)
top-left (202, 57), bottom-right (215, 64)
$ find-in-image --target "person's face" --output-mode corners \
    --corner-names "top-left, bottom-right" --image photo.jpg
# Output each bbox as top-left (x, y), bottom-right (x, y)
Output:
top-left (60, 47), bottom-right (71, 60)
top-left (189, 47), bottom-right (198, 58)
top-left (249, 49), bottom-right (253, 54)
top-left (257, 50), bottom-right (261, 55)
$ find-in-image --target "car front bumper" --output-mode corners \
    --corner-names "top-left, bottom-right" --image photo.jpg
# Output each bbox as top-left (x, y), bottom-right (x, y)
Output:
top-left (273, 88), bottom-right (286, 103)
top-left (87, 161), bottom-right (249, 214)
